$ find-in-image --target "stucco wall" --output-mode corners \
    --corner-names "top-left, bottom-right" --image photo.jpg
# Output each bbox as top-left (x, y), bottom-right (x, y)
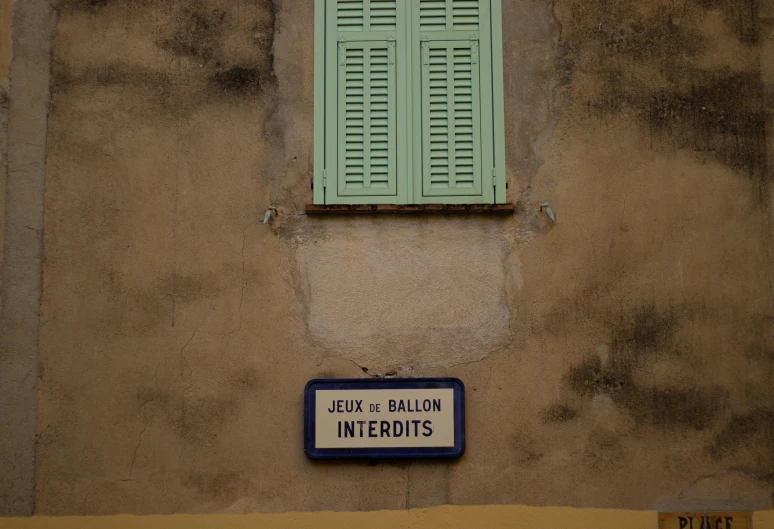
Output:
top-left (4, 0), bottom-right (770, 516)
top-left (0, 0), bottom-right (52, 516)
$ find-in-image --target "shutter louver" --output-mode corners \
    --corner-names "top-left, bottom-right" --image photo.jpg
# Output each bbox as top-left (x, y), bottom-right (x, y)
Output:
top-left (452, 1), bottom-right (480, 31)
top-left (337, 0), bottom-right (365, 31)
top-left (421, 41), bottom-right (482, 195)
top-left (419, 0), bottom-right (481, 32)
top-left (337, 0), bottom-right (398, 32)
top-left (418, 1), bottom-right (447, 31)
top-left (370, 0), bottom-right (398, 31)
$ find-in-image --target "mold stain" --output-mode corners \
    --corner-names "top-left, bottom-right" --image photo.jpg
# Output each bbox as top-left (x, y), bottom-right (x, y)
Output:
top-left (160, 6), bottom-right (227, 61)
top-left (586, 3), bottom-right (703, 62)
top-left (562, 0), bottom-right (767, 185)
top-left (561, 304), bottom-right (728, 432)
top-left (612, 305), bottom-right (680, 356)
top-left (542, 403), bottom-right (579, 423)
top-left (53, 0), bottom-right (278, 106)
top-left (565, 353), bottom-right (728, 431)
top-left (704, 409), bottom-right (774, 485)
top-left (694, 0), bottom-right (759, 44)
top-left (210, 67), bottom-right (263, 96)
top-left (229, 365), bottom-right (261, 391)
top-left (646, 71), bottom-right (767, 185)
top-left (706, 409), bottom-right (774, 461)
top-left (583, 430), bottom-right (624, 471)
top-left (54, 0), bottom-right (113, 11)
top-left (566, 1), bottom-right (703, 68)
top-left (565, 350), bottom-right (728, 430)
top-left (511, 433), bottom-right (545, 465)
top-left (567, 356), bottom-right (631, 397)
top-left (623, 387), bottom-right (726, 430)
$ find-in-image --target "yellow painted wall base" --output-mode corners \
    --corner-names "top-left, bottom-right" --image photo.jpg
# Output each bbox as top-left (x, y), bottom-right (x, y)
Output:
top-left (1, 506), bottom-right (773, 529)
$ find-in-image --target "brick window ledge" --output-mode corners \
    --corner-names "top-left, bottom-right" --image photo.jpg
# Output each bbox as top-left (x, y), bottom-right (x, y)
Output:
top-left (305, 204), bottom-right (515, 215)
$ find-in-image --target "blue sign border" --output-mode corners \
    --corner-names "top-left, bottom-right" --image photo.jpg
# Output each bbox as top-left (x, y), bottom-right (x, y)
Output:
top-left (304, 378), bottom-right (466, 460)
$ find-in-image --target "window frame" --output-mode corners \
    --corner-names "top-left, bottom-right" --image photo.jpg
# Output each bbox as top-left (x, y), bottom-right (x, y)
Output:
top-left (313, 0), bottom-right (507, 206)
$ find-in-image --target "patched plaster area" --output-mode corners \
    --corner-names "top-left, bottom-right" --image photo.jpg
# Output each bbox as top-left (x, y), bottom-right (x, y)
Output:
top-left (297, 219), bottom-right (513, 369)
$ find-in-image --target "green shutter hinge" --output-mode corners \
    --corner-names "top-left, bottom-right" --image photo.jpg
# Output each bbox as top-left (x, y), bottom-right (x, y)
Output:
top-left (388, 41), bottom-right (395, 64)
top-left (323, 169), bottom-right (328, 188)
top-left (471, 42), bottom-right (478, 64)
top-left (339, 44), bottom-right (346, 66)
top-left (492, 168), bottom-right (497, 187)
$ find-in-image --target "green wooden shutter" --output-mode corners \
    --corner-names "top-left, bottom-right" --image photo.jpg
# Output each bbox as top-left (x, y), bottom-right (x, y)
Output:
top-left (412, 0), bottom-right (496, 204)
top-left (315, 0), bottom-right (506, 205)
top-left (323, 0), bottom-right (408, 204)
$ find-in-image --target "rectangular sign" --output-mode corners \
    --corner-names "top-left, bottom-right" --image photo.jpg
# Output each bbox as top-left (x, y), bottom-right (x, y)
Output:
top-left (659, 513), bottom-right (751, 529)
top-left (304, 378), bottom-right (465, 460)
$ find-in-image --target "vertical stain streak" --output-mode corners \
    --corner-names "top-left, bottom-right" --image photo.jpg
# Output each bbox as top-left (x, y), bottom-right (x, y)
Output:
top-left (171, 120), bottom-right (180, 328)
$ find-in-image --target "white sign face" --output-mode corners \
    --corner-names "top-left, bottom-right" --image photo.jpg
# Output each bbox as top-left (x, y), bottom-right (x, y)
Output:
top-left (315, 388), bottom-right (456, 449)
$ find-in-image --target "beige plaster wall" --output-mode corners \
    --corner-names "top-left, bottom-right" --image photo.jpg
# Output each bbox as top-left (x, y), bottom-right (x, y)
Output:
top-left (23, 0), bottom-right (774, 516)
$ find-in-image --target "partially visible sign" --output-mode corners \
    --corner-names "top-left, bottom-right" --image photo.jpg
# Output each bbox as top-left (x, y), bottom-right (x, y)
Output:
top-left (659, 513), bottom-right (751, 529)
top-left (304, 378), bottom-right (465, 460)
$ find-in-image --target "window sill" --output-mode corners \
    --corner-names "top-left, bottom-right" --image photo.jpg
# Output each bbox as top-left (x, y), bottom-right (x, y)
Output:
top-left (305, 204), bottom-right (515, 216)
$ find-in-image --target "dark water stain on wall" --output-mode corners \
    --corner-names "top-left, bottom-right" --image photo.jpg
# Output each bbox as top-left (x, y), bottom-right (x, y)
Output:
top-left (567, 356), bottom-right (631, 397)
top-left (561, 0), bottom-right (767, 188)
top-left (584, 2), bottom-right (703, 62)
top-left (566, 354), bottom-right (728, 431)
top-left (560, 302), bottom-right (728, 431)
top-left (511, 433), bottom-right (545, 465)
top-left (694, 0), bottom-right (759, 43)
top-left (228, 365), bottom-right (261, 391)
top-left (52, 0), bottom-right (277, 109)
top-left (612, 305), bottom-right (680, 356)
top-left (159, 6), bottom-right (227, 61)
top-left (583, 430), bottom-right (624, 471)
top-left (210, 66), bottom-right (263, 96)
top-left (542, 403), bottom-right (579, 423)
top-left (647, 71), bottom-right (767, 186)
top-left (54, 0), bottom-right (115, 10)
top-left (704, 409), bottom-right (774, 487)
top-left (706, 409), bottom-right (774, 460)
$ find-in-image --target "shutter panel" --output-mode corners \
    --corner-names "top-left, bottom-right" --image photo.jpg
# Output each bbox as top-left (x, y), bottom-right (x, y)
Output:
top-left (324, 0), bottom-right (406, 204)
top-left (337, 42), bottom-right (397, 195)
top-left (421, 41), bottom-right (482, 196)
top-left (413, 0), bottom-right (495, 203)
